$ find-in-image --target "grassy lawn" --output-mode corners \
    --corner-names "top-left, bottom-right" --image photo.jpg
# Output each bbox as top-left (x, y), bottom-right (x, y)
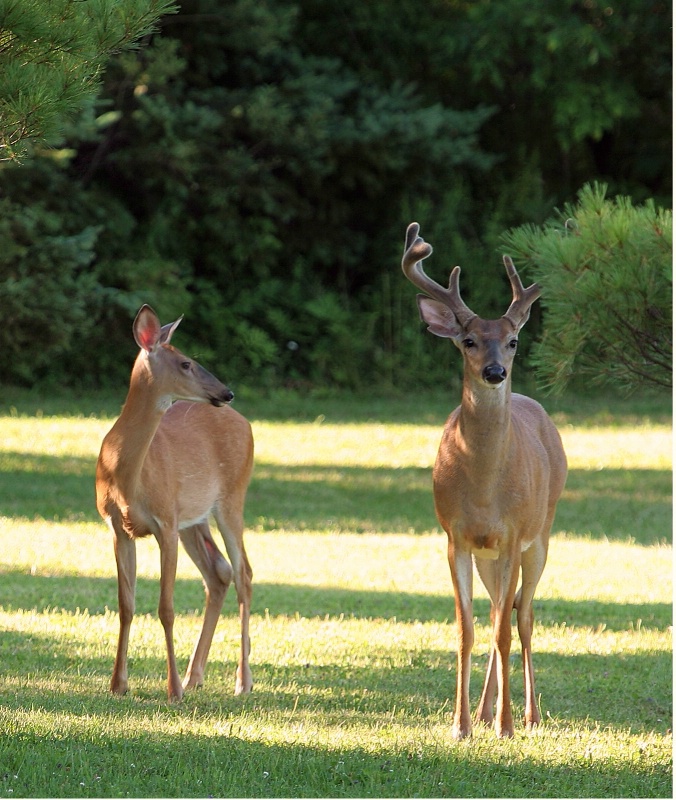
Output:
top-left (0, 388), bottom-right (671, 797)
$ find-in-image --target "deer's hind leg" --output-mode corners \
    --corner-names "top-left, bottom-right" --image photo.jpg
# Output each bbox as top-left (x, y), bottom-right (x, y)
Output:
top-left (155, 525), bottom-right (184, 700)
top-left (214, 500), bottom-right (253, 695)
top-left (474, 557), bottom-right (498, 726)
top-left (180, 522), bottom-right (233, 690)
top-left (475, 549), bottom-right (521, 738)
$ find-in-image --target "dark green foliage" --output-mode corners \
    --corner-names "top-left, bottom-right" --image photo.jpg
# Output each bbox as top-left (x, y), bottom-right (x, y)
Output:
top-left (449, 0), bottom-right (671, 201)
top-left (0, 0), bottom-right (670, 390)
top-left (502, 183), bottom-right (672, 393)
top-left (0, 195), bottom-right (99, 384)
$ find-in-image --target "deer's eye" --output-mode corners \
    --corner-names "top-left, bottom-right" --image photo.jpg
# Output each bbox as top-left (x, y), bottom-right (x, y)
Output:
top-left (508, 339), bottom-right (518, 350)
top-left (462, 338), bottom-right (475, 349)
top-left (180, 361), bottom-right (192, 371)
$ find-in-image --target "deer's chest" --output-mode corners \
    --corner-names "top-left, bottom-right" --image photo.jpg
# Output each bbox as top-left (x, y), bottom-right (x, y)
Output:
top-left (433, 455), bottom-right (547, 556)
top-left (447, 498), bottom-right (513, 558)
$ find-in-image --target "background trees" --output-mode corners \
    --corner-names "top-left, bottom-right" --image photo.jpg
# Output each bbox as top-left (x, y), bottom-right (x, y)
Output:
top-left (0, 0), bottom-right (671, 391)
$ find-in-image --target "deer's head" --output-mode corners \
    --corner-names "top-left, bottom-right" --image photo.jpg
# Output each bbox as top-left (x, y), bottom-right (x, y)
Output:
top-left (132, 305), bottom-right (234, 408)
top-left (402, 222), bottom-right (541, 389)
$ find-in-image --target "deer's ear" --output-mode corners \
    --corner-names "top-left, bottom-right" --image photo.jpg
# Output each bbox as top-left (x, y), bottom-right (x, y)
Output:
top-left (417, 296), bottom-right (464, 340)
top-left (133, 305), bottom-right (162, 352)
top-left (158, 316), bottom-right (183, 345)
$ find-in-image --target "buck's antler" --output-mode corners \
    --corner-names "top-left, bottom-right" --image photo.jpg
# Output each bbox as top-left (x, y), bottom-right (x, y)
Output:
top-left (502, 255), bottom-right (542, 330)
top-left (402, 222), bottom-right (477, 327)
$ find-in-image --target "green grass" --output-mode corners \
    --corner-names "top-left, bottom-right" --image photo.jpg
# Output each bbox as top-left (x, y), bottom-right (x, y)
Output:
top-left (0, 389), bottom-right (671, 797)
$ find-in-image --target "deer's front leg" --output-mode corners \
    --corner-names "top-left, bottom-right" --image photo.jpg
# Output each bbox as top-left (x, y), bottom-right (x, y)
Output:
top-left (449, 543), bottom-right (474, 739)
top-left (111, 525), bottom-right (136, 695)
top-left (156, 527), bottom-right (183, 701)
top-left (233, 549), bottom-right (253, 696)
top-left (516, 533), bottom-right (549, 730)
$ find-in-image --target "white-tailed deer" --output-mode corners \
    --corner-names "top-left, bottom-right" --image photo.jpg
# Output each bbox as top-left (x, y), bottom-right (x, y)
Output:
top-left (96, 305), bottom-right (254, 700)
top-left (402, 223), bottom-right (567, 739)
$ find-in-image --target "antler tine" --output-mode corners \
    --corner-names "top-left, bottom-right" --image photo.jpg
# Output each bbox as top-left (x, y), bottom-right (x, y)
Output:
top-left (404, 221), bottom-right (422, 252)
top-left (502, 255), bottom-right (541, 328)
top-left (446, 267), bottom-right (479, 325)
top-left (402, 223), bottom-right (477, 326)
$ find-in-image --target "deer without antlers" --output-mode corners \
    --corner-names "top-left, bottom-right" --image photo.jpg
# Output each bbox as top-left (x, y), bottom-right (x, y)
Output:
top-left (96, 305), bottom-right (254, 700)
top-left (402, 222), bottom-right (567, 739)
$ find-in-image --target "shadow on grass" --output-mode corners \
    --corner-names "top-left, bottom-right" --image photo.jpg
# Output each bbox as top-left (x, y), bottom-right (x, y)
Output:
top-left (0, 451), bottom-right (671, 545)
top-left (0, 706), bottom-right (670, 798)
top-left (248, 464), bottom-right (671, 545)
top-left (0, 571), bottom-right (670, 631)
top-left (0, 629), bottom-right (671, 734)
top-left (0, 451), bottom-right (98, 522)
top-left (0, 566), bottom-right (670, 796)
top-left (0, 627), bottom-right (671, 798)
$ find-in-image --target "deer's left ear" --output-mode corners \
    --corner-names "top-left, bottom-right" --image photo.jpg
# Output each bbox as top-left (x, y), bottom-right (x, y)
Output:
top-left (158, 316), bottom-right (183, 345)
top-left (417, 296), bottom-right (464, 340)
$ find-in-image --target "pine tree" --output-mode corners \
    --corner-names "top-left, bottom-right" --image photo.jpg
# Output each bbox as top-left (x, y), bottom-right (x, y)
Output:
top-left (502, 183), bottom-right (672, 393)
top-left (0, 0), bottom-right (177, 162)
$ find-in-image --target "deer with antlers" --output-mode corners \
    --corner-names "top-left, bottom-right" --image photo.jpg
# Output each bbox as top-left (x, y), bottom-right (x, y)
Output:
top-left (401, 223), bottom-right (567, 739)
top-left (96, 305), bottom-right (254, 700)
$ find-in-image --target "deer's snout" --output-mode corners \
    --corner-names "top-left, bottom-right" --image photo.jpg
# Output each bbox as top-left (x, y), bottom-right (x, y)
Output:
top-left (482, 364), bottom-right (507, 385)
top-left (210, 388), bottom-right (235, 406)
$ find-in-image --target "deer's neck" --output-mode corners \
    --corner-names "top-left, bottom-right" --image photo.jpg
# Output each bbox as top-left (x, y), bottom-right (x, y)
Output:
top-left (456, 377), bottom-right (513, 484)
top-left (104, 358), bottom-right (167, 501)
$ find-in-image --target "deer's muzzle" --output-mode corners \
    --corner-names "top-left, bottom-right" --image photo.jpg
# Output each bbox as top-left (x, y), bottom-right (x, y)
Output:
top-left (210, 388), bottom-right (234, 406)
top-left (482, 364), bottom-right (507, 385)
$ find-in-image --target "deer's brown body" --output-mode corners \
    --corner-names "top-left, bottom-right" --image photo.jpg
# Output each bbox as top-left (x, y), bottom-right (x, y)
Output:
top-left (402, 223), bottom-right (567, 738)
top-left (96, 306), bottom-right (254, 700)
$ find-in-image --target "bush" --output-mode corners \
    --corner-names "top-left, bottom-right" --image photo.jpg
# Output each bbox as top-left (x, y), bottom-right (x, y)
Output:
top-left (501, 183), bottom-right (672, 393)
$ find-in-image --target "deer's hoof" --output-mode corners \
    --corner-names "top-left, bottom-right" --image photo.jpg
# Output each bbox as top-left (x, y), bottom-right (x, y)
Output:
top-left (182, 673), bottom-right (204, 691)
top-left (452, 724), bottom-right (472, 741)
top-left (167, 685), bottom-right (184, 703)
top-left (235, 672), bottom-right (253, 695)
top-left (110, 679), bottom-right (128, 696)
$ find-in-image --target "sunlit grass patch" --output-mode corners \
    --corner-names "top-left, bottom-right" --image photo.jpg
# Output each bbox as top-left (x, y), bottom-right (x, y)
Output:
top-left (560, 425), bottom-right (671, 470)
top-left (0, 391), bottom-right (671, 797)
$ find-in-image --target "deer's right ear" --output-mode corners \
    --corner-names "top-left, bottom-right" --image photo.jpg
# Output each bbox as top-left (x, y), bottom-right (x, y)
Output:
top-left (133, 305), bottom-right (162, 352)
top-left (417, 296), bottom-right (464, 340)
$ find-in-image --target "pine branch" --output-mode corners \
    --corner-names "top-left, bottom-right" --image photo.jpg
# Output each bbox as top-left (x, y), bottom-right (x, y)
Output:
top-left (0, 0), bottom-right (178, 162)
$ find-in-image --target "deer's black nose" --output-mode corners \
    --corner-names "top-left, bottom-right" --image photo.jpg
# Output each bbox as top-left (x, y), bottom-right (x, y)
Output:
top-left (482, 364), bottom-right (507, 384)
top-left (211, 388), bottom-right (234, 406)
